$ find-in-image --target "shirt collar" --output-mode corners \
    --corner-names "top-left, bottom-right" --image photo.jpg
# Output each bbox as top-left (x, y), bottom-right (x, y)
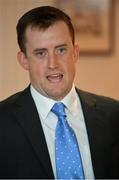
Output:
top-left (30, 85), bottom-right (55, 119)
top-left (62, 84), bottom-right (80, 116)
top-left (30, 84), bottom-right (79, 119)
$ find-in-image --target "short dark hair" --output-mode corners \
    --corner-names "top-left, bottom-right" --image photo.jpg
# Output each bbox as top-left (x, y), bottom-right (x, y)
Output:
top-left (16, 6), bottom-right (75, 54)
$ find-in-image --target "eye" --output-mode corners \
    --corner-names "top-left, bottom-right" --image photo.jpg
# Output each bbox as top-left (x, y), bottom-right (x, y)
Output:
top-left (34, 49), bottom-right (48, 58)
top-left (56, 46), bottom-right (67, 55)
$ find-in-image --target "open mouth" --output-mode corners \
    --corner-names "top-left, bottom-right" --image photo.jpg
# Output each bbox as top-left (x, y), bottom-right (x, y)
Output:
top-left (47, 73), bottom-right (63, 83)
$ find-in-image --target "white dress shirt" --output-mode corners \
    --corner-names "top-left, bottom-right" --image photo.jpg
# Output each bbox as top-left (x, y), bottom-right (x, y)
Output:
top-left (30, 84), bottom-right (95, 179)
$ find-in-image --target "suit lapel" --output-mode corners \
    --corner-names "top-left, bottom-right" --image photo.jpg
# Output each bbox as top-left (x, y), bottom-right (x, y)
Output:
top-left (12, 86), bottom-right (54, 179)
top-left (11, 86), bottom-right (107, 178)
top-left (77, 89), bottom-right (105, 178)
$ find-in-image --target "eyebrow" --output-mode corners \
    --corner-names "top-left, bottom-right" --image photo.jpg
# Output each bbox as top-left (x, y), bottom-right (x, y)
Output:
top-left (55, 44), bottom-right (68, 49)
top-left (33, 48), bottom-right (47, 54)
top-left (33, 44), bottom-right (68, 54)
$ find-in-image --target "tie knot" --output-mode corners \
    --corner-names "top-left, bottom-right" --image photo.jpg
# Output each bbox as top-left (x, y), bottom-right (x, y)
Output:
top-left (51, 102), bottom-right (66, 117)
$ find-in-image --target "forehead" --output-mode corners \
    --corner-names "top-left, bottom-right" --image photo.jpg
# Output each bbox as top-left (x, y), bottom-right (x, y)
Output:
top-left (25, 21), bottom-right (72, 43)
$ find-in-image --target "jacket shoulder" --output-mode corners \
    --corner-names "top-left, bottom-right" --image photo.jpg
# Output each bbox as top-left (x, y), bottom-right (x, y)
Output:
top-left (76, 88), bottom-right (119, 108)
top-left (0, 86), bottom-right (30, 109)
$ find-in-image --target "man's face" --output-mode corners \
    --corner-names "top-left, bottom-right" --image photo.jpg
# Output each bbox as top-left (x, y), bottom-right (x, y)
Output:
top-left (18, 21), bottom-right (79, 100)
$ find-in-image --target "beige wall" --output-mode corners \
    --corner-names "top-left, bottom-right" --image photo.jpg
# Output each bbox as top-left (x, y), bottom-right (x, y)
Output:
top-left (75, 0), bottom-right (119, 100)
top-left (0, 0), bottom-right (119, 100)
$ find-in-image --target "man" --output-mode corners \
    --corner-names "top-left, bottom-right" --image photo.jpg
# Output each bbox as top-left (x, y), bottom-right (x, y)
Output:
top-left (0, 6), bottom-right (119, 179)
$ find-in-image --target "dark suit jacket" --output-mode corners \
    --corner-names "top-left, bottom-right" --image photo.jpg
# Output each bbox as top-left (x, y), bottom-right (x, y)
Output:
top-left (0, 85), bottom-right (119, 179)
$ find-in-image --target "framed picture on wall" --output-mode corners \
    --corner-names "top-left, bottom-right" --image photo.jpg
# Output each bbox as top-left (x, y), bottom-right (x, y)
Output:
top-left (54, 0), bottom-right (114, 56)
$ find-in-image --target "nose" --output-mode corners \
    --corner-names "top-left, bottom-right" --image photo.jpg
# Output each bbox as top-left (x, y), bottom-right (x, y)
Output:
top-left (48, 53), bottom-right (58, 69)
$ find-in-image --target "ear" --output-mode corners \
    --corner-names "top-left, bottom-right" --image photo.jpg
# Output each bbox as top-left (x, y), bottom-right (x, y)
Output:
top-left (73, 44), bottom-right (80, 62)
top-left (17, 51), bottom-right (29, 70)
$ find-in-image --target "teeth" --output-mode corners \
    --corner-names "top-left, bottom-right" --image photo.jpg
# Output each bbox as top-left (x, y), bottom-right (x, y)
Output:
top-left (51, 74), bottom-right (60, 77)
top-left (47, 74), bottom-right (63, 82)
top-left (48, 74), bottom-right (61, 78)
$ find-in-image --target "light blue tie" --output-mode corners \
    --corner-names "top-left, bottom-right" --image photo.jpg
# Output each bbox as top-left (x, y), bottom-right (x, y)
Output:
top-left (52, 102), bottom-right (85, 180)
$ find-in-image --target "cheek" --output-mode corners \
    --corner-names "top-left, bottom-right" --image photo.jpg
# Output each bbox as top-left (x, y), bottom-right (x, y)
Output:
top-left (66, 58), bottom-right (76, 73)
top-left (29, 64), bottom-right (44, 79)
top-left (69, 64), bottom-right (75, 77)
top-left (63, 63), bottom-right (75, 83)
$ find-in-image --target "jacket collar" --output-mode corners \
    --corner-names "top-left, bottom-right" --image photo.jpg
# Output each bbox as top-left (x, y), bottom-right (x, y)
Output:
top-left (76, 88), bottom-right (105, 178)
top-left (12, 86), bottom-right (105, 178)
top-left (12, 85), bottom-right (54, 179)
